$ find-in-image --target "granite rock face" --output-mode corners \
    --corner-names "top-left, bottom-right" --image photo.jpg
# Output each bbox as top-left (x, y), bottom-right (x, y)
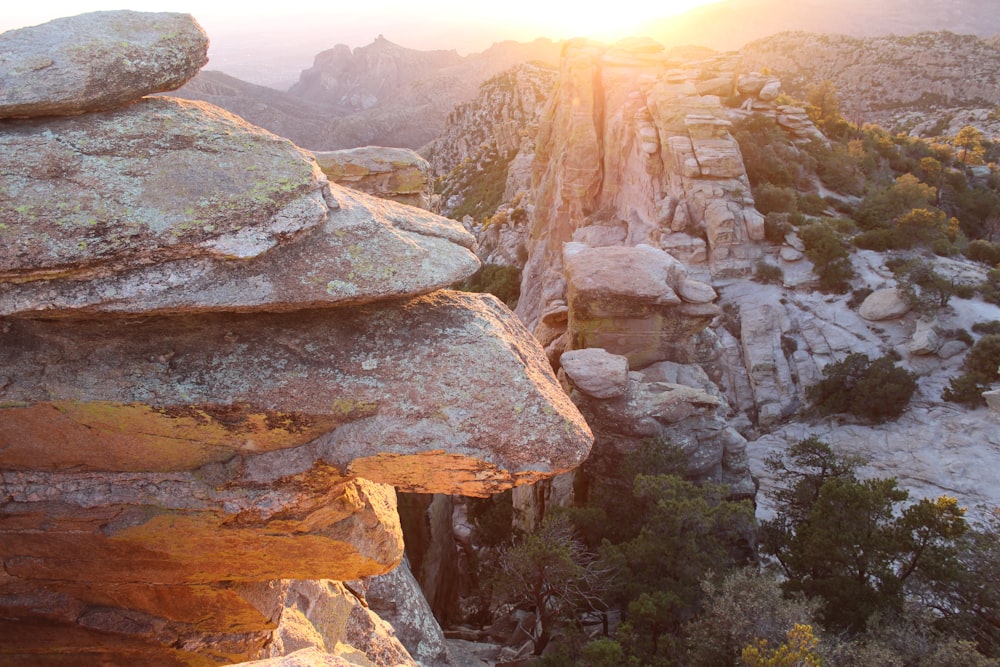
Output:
top-left (0, 11), bottom-right (208, 118)
top-left (0, 12), bottom-right (592, 666)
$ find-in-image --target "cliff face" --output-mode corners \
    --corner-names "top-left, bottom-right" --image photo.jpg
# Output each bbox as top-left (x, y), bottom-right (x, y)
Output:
top-left (493, 39), bottom-right (776, 495)
top-left (0, 13), bottom-right (592, 666)
top-left (517, 39), bottom-right (765, 336)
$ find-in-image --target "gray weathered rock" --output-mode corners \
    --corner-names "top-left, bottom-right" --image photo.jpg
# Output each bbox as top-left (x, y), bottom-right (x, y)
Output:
top-left (313, 146), bottom-right (433, 209)
top-left (0, 97), bottom-right (478, 316)
top-left (565, 357), bottom-right (753, 494)
top-left (0, 11), bottom-right (208, 118)
top-left (909, 319), bottom-right (941, 355)
top-left (938, 340), bottom-right (969, 359)
top-left (859, 288), bottom-right (911, 321)
top-left (678, 278), bottom-right (718, 304)
top-left (560, 348), bottom-right (630, 399)
top-left (362, 558), bottom-right (449, 666)
top-left (275, 580), bottom-right (417, 667)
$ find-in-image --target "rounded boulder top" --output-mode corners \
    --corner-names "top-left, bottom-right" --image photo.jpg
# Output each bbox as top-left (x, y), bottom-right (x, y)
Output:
top-left (0, 10), bottom-right (209, 119)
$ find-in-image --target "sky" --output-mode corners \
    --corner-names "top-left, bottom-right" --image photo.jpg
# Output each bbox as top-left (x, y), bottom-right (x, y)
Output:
top-left (1, 0), bottom-right (726, 52)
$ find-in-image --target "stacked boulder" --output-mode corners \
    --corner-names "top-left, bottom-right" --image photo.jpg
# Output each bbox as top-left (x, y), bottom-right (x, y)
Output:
top-left (0, 12), bottom-right (592, 666)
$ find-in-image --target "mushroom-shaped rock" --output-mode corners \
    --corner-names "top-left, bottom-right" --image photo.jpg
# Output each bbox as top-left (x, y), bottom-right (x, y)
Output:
top-left (0, 98), bottom-right (479, 316)
top-left (561, 348), bottom-right (630, 399)
top-left (0, 291), bottom-right (592, 496)
top-left (0, 11), bottom-right (208, 118)
top-left (564, 243), bottom-right (720, 367)
top-left (859, 288), bottom-right (912, 321)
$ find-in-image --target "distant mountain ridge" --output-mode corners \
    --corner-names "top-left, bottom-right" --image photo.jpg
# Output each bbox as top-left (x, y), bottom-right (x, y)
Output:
top-left (646, 0), bottom-right (1000, 51)
top-left (174, 36), bottom-right (561, 150)
top-left (740, 30), bottom-right (1000, 137)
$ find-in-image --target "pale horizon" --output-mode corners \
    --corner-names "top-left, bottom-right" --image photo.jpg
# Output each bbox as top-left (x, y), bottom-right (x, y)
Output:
top-left (1, 1), bottom-right (727, 54)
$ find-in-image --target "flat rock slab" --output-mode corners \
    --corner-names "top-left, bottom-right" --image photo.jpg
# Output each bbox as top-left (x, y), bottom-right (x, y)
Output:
top-left (0, 291), bottom-right (592, 495)
top-left (0, 97), bottom-right (477, 315)
top-left (0, 11), bottom-right (208, 118)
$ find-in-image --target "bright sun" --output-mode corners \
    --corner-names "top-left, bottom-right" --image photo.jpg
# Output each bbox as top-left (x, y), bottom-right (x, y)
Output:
top-left (525, 0), bottom-right (724, 41)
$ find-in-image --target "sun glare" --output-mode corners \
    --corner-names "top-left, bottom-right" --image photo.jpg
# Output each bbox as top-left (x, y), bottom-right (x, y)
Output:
top-left (528, 0), bottom-right (724, 42)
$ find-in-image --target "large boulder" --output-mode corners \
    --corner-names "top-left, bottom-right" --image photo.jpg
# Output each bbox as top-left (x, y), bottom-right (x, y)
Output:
top-left (0, 98), bottom-right (478, 316)
top-left (859, 288), bottom-right (912, 321)
top-left (0, 11), bottom-right (208, 118)
top-left (560, 348), bottom-right (630, 399)
top-left (563, 354), bottom-right (753, 493)
top-left (564, 243), bottom-right (720, 367)
top-left (313, 146), bottom-right (433, 210)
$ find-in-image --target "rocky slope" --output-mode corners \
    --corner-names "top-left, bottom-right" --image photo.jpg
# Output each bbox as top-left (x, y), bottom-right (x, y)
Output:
top-left (441, 37), bottom-right (1000, 530)
top-left (741, 30), bottom-right (1000, 137)
top-left (174, 37), bottom-right (562, 151)
top-left (0, 12), bottom-right (592, 666)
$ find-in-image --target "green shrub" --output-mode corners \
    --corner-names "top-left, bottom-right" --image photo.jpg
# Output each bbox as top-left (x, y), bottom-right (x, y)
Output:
top-left (764, 213), bottom-right (794, 245)
top-left (972, 320), bottom-right (1000, 335)
top-left (755, 184), bottom-right (798, 215)
top-left (797, 192), bottom-right (828, 215)
top-left (799, 222), bottom-right (855, 293)
top-left (754, 260), bottom-right (784, 284)
top-left (855, 228), bottom-right (904, 251)
top-left (458, 263), bottom-right (521, 308)
top-left (807, 353), bottom-right (917, 422)
top-left (942, 334), bottom-right (1000, 407)
top-left (966, 239), bottom-right (1000, 266)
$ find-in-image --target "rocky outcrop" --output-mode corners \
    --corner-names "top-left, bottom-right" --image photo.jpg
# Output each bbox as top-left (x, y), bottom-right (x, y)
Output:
top-left (561, 349), bottom-right (754, 496)
top-left (0, 11), bottom-right (208, 118)
top-left (424, 63), bottom-right (558, 179)
top-left (0, 13), bottom-right (592, 666)
top-left (0, 99), bottom-right (478, 316)
top-left (313, 147), bottom-right (433, 209)
top-left (516, 39), bottom-right (766, 336)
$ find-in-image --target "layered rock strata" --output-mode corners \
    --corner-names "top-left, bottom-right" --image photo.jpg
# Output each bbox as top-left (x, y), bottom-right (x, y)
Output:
top-left (0, 12), bottom-right (592, 666)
